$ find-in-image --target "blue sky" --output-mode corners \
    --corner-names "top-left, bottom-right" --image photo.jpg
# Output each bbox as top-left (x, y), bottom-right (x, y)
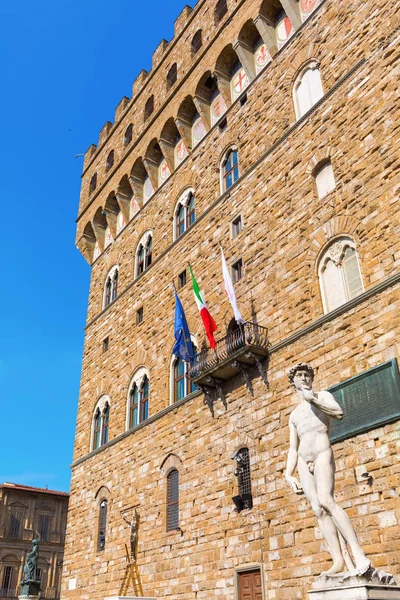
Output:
top-left (0, 0), bottom-right (193, 492)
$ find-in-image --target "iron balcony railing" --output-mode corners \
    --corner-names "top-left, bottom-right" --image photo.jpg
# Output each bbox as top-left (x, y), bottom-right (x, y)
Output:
top-left (189, 321), bottom-right (269, 383)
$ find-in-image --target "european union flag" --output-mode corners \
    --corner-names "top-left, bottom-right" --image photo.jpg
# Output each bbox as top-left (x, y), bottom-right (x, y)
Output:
top-left (173, 289), bottom-right (194, 362)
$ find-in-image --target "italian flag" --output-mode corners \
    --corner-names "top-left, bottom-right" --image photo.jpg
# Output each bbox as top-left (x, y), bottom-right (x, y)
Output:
top-left (189, 265), bottom-right (218, 349)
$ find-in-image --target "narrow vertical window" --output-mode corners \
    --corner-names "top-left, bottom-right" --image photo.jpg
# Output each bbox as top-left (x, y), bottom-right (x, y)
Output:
top-left (187, 193), bottom-right (195, 228)
top-left (98, 499), bottom-right (108, 551)
top-left (106, 150), bottom-right (114, 172)
top-left (89, 173), bottom-right (97, 195)
top-left (136, 234), bottom-right (153, 278)
top-left (222, 149), bottom-right (239, 191)
top-left (124, 124), bottom-right (133, 146)
top-left (172, 342), bottom-right (197, 403)
top-left (233, 447), bottom-right (253, 512)
top-left (38, 514), bottom-right (50, 542)
top-left (294, 63), bottom-right (324, 119)
top-left (102, 403), bottom-right (110, 445)
top-left (8, 510), bottom-right (23, 539)
top-left (166, 470), bottom-right (179, 531)
top-left (93, 409), bottom-right (102, 449)
top-left (1, 566), bottom-right (15, 593)
top-left (232, 259), bottom-right (243, 283)
top-left (315, 161), bottom-right (336, 199)
top-left (178, 270), bottom-right (187, 289)
top-left (129, 385), bottom-right (139, 428)
top-left (231, 215), bottom-right (243, 238)
top-left (144, 96), bottom-right (154, 121)
top-left (215, 0), bottom-right (228, 23)
top-left (176, 204), bottom-right (185, 238)
top-left (140, 376), bottom-right (149, 422)
top-left (167, 63), bottom-right (178, 89)
top-left (191, 30), bottom-right (202, 55)
top-left (174, 358), bottom-right (186, 403)
top-left (104, 267), bottom-right (119, 308)
top-left (136, 307), bottom-right (144, 324)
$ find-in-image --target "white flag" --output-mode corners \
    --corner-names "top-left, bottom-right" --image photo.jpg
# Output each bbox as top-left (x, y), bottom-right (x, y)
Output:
top-left (221, 246), bottom-right (245, 324)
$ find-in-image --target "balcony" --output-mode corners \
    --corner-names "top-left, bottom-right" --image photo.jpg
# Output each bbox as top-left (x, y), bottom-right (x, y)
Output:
top-left (189, 322), bottom-right (269, 407)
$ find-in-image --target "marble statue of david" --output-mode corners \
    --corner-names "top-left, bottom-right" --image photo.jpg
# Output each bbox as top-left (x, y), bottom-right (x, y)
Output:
top-left (284, 362), bottom-right (371, 577)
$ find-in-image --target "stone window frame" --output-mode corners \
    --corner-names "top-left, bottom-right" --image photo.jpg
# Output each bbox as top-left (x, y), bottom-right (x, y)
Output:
top-left (169, 335), bottom-right (198, 405)
top-left (103, 265), bottom-right (119, 309)
top-left (134, 230), bottom-right (153, 278)
top-left (166, 63), bottom-right (178, 90)
top-left (89, 173), bottom-right (97, 195)
top-left (292, 59), bottom-right (324, 120)
top-left (144, 95), bottom-right (154, 122)
top-left (313, 159), bottom-right (336, 200)
top-left (90, 395), bottom-right (111, 452)
top-left (105, 149), bottom-right (114, 172)
top-left (318, 236), bottom-right (364, 315)
top-left (125, 366), bottom-right (150, 431)
top-left (231, 214), bottom-right (243, 239)
top-left (191, 29), bottom-right (202, 56)
top-left (173, 188), bottom-right (196, 241)
top-left (123, 123), bottom-right (133, 146)
top-left (160, 454), bottom-right (183, 534)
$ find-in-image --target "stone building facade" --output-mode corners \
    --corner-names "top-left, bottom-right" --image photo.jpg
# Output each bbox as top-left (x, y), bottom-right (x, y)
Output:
top-left (62, 0), bottom-right (400, 598)
top-left (0, 483), bottom-right (68, 599)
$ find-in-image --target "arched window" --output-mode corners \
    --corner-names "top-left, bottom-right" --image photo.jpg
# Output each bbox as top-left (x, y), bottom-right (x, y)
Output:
top-left (171, 338), bottom-right (197, 403)
top-left (97, 499), bottom-right (108, 551)
top-left (144, 96), bottom-right (154, 121)
top-left (215, 0), bottom-right (228, 23)
top-left (124, 124), bottom-right (133, 146)
top-left (166, 469), bottom-right (179, 531)
top-left (315, 160), bottom-right (336, 199)
top-left (91, 396), bottom-right (111, 451)
top-left (222, 148), bottom-right (239, 192)
top-left (167, 63), bottom-right (178, 89)
top-left (135, 232), bottom-right (152, 277)
top-left (174, 190), bottom-right (195, 240)
top-left (106, 150), bottom-right (114, 172)
top-left (294, 62), bottom-right (324, 119)
top-left (192, 30), bottom-right (202, 55)
top-left (103, 266), bottom-right (119, 308)
top-left (127, 370), bottom-right (150, 429)
top-left (233, 447), bottom-right (253, 512)
top-left (318, 238), bottom-right (364, 313)
top-left (89, 173), bottom-right (97, 195)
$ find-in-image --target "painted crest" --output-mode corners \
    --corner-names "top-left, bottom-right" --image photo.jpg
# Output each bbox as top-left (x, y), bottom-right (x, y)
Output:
top-left (175, 139), bottom-right (188, 167)
top-left (255, 43), bottom-right (272, 74)
top-left (105, 227), bottom-right (113, 248)
top-left (93, 241), bottom-right (101, 261)
top-left (192, 117), bottom-right (207, 147)
top-left (276, 15), bottom-right (293, 49)
top-left (211, 94), bottom-right (228, 125)
top-left (300, 0), bottom-right (320, 20)
top-left (116, 211), bottom-right (126, 234)
top-left (130, 196), bottom-right (140, 220)
top-left (231, 67), bottom-right (249, 100)
top-left (159, 159), bottom-right (171, 185)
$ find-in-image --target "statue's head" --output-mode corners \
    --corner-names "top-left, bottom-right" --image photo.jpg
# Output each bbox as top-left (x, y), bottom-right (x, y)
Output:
top-left (32, 539), bottom-right (39, 546)
top-left (288, 362), bottom-right (315, 390)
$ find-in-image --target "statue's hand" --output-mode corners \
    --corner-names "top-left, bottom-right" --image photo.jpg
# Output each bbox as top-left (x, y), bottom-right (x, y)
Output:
top-left (302, 389), bottom-right (316, 404)
top-left (285, 475), bottom-right (303, 495)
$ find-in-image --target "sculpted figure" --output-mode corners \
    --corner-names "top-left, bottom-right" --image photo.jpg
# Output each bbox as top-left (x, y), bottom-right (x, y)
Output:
top-left (122, 509), bottom-right (139, 563)
top-left (284, 363), bottom-right (371, 576)
top-left (20, 539), bottom-right (39, 584)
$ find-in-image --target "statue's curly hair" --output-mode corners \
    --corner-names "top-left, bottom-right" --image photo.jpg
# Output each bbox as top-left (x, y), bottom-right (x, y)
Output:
top-left (288, 362), bottom-right (315, 385)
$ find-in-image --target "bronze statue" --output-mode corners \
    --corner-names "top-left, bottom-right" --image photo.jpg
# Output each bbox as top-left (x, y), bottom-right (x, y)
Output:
top-left (122, 509), bottom-right (139, 564)
top-left (20, 539), bottom-right (40, 596)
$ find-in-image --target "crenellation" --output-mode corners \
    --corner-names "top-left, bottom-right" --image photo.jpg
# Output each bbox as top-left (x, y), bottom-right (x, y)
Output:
top-left (152, 39), bottom-right (170, 70)
top-left (114, 96), bottom-right (130, 122)
top-left (174, 5), bottom-right (194, 36)
top-left (83, 143), bottom-right (97, 170)
top-left (98, 120), bottom-right (113, 146)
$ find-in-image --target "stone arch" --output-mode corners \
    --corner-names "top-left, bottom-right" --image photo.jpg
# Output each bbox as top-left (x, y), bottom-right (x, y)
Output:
top-left (94, 485), bottom-right (111, 501)
top-left (307, 215), bottom-right (367, 268)
top-left (160, 453), bottom-right (183, 477)
top-left (305, 147), bottom-right (336, 176)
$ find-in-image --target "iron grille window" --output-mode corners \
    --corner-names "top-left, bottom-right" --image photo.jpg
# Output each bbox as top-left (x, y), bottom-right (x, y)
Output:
top-left (98, 499), bottom-right (108, 551)
top-left (233, 448), bottom-right (253, 512)
top-left (124, 124), bottom-right (133, 146)
top-left (166, 469), bottom-right (179, 531)
top-left (8, 511), bottom-right (23, 539)
top-left (191, 30), bottom-right (202, 55)
top-left (38, 514), bottom-right (50, 542)
top-left (215, 0), bottom-right (228, 22)
top-left (178, 270), bottom-right (187, 289)
top-left (106, 150), bottom-right (114, 171)
top-left (2, 566), bottom-right (14, 591)
top-left (167, 63), bottom-right (178, 89)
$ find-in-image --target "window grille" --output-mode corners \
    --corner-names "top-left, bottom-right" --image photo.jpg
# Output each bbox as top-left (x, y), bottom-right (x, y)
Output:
top-left (191, 30), bottom-right (202, 55)
top-left (106, 150), bottom-right (114, 171)
top-left (1, 566), bottom-right (14, 592)
top-left (8, 510), bottom-right (23, 539)
top-left (38, 514), bottom-right (50, 542)
top-left (215, 0), bottom-right (228, 23)
top-left (166, 470), bottom-right (179, 531)
top-left (233, 448), bottom-right (253, 511)
top-left (167, 64), bottom-right (177, 89)
top-left (178, 270), bottom-right (187, 289)
top-left (98, 500), bottom-right (108, 551)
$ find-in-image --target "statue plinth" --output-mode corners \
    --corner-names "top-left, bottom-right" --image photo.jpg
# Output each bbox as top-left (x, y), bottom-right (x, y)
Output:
top-left (19, 579), bottom-right (41, 598)
top-left (105, 597), bottom-right (156, 600)
top-left (309, 568), bottom-right (399, 599)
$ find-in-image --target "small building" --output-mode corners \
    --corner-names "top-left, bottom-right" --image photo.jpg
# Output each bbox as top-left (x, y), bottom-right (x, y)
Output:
top-left (0, 483), bottom-right (69, 600)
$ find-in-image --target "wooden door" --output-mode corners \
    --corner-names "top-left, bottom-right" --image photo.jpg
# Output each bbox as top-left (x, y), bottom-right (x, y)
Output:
top-left (239, 569), bottom-right (263, 600)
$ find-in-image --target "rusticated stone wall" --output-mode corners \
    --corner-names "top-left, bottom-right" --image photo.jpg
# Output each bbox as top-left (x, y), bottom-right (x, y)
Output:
top-left (62, 0), bottom-right (400, 598)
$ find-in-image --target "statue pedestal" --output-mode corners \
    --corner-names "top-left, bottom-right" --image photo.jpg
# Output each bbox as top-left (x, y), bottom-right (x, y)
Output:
top-left (19, 596), bottom-right (39, 600)
top-left (105, 597), bottom-right (156, 600)
top-left (308, 584), bottom-right (400, 599)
